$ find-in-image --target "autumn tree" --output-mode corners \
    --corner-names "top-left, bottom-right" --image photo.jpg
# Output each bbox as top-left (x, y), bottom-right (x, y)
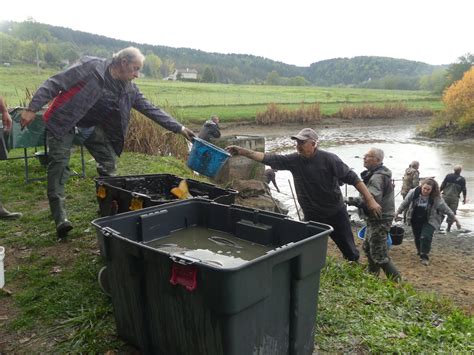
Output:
top-left (143, 53), bottom-right (162, 79)
top-left (442, 67), bottom-right (474, 129)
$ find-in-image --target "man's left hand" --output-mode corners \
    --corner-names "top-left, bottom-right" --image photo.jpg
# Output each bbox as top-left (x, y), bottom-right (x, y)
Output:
top-left (180, 127), bottom-right (196, 141)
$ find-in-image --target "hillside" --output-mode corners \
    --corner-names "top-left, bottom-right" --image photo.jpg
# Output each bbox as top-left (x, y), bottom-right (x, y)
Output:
top-left (0, 20), bottom-right (443, 87)
top-left (308, 56), bottom-right (442, 89)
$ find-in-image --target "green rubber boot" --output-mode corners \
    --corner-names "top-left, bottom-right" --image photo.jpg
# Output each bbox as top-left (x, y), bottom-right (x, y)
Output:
top-left (381, 261), bottom-right (401, 282)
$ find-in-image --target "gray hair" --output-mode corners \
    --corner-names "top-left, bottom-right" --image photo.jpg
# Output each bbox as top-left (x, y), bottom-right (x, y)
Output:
top-left (369, 147), bottom-right (384, 162)
top-left (112, 47), bottom-right (145, 65)
top-left (454, 165), bottom-right (463, 173)
top-left (410, 160), bottom-right (419, 169)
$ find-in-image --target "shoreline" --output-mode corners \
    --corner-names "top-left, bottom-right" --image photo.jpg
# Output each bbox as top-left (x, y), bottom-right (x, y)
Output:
top-left (189, 116), bottom-right (433, 137)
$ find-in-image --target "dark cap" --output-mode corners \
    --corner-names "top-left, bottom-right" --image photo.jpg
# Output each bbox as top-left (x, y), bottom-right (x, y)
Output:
top-left (290, 128), bottom-right (318, 142)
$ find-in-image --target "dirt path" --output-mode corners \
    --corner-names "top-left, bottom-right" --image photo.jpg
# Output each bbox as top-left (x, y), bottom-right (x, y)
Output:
top-left (214, 117), bottom-right (474, 315)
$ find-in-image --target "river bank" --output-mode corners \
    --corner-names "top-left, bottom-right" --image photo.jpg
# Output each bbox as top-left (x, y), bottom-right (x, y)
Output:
top-left (190, 116), bottom-right (433, 137)
top-left (214, 116), bottom-right (473, 315)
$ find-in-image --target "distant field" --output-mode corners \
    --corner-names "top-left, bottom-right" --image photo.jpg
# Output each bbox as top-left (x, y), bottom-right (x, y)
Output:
top-left (0, 64), bottom-right (443, 123)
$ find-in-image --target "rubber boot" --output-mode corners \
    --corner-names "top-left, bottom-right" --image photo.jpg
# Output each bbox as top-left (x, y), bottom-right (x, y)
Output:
top-left (381, 261), bottom-right (401, 282)
top-left (0, 203), bottom-right (22, 219)
top-left (367, 257), bottom-right (381, 276)
top-left (49, 198), bottom-right (73, 239)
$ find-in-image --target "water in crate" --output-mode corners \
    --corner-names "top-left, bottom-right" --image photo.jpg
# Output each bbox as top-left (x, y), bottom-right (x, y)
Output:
top-left (144, 226), bottom-right (273, 268)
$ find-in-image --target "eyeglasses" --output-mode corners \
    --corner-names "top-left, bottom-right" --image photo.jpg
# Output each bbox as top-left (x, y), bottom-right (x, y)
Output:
top-left (296, 139), bottom-right (316, 145)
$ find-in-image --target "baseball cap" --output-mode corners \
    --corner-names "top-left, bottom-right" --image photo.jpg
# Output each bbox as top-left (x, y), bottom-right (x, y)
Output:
top-left (290, 128), bottom-right (318, 142)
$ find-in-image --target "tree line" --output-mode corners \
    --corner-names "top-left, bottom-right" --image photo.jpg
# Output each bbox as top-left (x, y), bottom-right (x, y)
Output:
top-left (0, 19), bottom-right (471, 92)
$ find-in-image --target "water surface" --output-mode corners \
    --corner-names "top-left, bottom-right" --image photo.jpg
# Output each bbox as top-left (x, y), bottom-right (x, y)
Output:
top-left (265, 123), bottom-right (474, 234)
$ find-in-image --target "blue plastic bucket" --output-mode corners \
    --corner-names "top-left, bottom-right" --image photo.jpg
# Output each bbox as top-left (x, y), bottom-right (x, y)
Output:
top-left (187, 138), bottom-right (231, 178)
top-left (357, 226), bottom-right (392, 248)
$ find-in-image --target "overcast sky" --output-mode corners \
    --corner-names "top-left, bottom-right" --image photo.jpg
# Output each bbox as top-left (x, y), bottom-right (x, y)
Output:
top-left (2, 0), bottom-right (473, 67)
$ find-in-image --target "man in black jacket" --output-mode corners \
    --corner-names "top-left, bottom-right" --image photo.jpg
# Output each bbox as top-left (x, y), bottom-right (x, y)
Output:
top-left (20, 47), bottom-right (195, 239)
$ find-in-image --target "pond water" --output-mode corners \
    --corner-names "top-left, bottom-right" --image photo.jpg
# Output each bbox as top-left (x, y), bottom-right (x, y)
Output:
top-left (265, 124), bottom-right (474, 234)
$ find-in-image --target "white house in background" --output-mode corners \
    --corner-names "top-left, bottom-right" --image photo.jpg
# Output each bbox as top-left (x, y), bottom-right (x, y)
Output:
top-left (164, 68), bottom-right (198, 81)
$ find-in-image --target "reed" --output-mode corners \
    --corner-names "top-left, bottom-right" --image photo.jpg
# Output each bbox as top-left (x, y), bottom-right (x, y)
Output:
top-left (255, 103), bottom-right (322, 125)
top-left (337, 103), bottom-right (432, 119)
top-left (124, 109), bottom-right (189, 160)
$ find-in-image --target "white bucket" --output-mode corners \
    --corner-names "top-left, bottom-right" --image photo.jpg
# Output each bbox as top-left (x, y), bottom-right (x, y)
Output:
top-left (0, 246), bottom-right (4, 288)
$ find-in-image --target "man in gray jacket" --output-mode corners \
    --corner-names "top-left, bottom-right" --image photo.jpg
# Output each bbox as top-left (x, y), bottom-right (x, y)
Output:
top-left (348, 148), bottom-right (400, 280)
top-left (20, 47), bottom-right (195, 239)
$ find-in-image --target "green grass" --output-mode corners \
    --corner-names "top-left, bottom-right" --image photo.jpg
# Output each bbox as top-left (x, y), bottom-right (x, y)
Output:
top-left (0, 64), bottom-right (442, 123)
top-left (315, 259), bottom-right (473, 352)
top-left (0, 149), bottom-right (472, 352)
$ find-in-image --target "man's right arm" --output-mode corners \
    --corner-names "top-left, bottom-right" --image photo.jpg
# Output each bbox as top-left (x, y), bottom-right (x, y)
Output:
top-left (226, 145), bottom-right (264, 161)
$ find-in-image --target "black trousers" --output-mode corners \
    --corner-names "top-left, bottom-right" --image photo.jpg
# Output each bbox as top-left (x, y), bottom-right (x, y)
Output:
top-left (306, 207), bottom-right (360, 261)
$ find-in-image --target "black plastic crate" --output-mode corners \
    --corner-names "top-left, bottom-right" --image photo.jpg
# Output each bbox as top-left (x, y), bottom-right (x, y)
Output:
top-left (95, 173), bottom-right (238, 217)
top-left (92, 199), bottom-right (331, 355)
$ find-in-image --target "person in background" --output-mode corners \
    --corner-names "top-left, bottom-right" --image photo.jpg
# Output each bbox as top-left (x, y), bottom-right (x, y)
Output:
top-left (198, 115), bottom-right (221, 142)
top-left (400, 160), bottom-right (420, 199)
top-left (263, 168), bottom-right (280, 192)
top-left (395, 178), bottom-right (461, 266)
top-left (226, 128), bottom-right (382, 262)
top-left (0, 96), bottom-right (22, 219)
top-left (440, 165), bottom-right (467, 232)
top-left (20, 47), bottom-right (195, 239)
top-left (347, 148), bottom-right (400, 281)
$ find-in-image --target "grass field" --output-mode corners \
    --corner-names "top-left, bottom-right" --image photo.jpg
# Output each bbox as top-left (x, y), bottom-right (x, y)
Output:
top-left (0, 64), bottom-right (442, 123)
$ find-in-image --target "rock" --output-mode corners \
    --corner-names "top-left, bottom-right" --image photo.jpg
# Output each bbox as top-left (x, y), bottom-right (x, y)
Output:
top-left (235, 195), bottom-right (288, 214)
top-left (232, 179), bottom-right (267, 198)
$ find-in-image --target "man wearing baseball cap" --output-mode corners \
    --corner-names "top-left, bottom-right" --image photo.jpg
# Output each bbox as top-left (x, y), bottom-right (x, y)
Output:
top-left (226, 127), bottom-right (381, 262)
